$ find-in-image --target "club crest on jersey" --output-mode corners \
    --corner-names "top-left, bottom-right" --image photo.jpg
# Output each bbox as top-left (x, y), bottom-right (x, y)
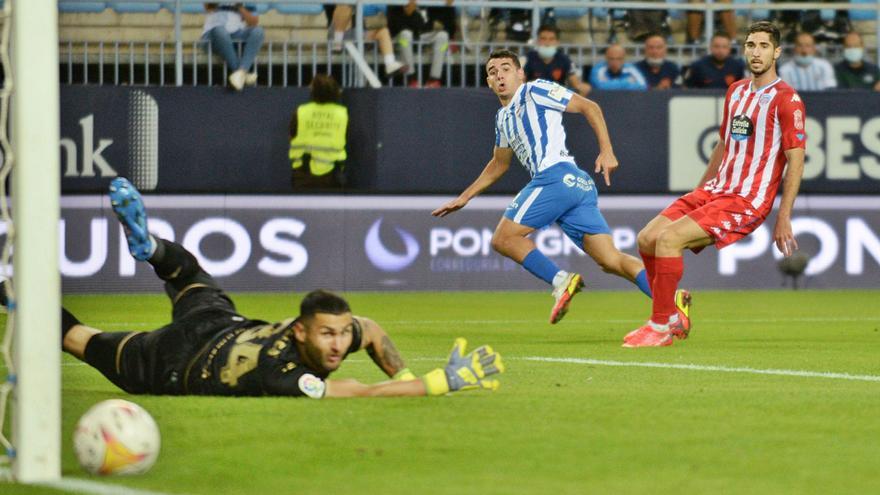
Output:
top-left (730, 115), bottom-right (754, 141)
top-left (547, 85), bottom-right (567, 101)
top-left (759, 93), bottom-right (773, 106)
top-left (794, 109), bottom-right (804, 130)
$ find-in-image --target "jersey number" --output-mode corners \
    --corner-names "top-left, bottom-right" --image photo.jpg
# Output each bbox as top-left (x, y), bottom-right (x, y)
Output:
top-left (219, 324), bottom-right (286, 387)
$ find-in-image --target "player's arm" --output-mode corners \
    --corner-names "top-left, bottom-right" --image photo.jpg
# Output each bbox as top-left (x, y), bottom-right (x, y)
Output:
top-left (356, 316), bottom-right (415, 380)
top-left (774, 147), bottom-right (805, 257)
top-left (563, 94), bottom-right (617, 186)
top-left (324, 338), bottom-right (504, 398)
top-left (697, 140), bottom-right (724, 188)
top-left (431, 147), bottom-right (513, 217)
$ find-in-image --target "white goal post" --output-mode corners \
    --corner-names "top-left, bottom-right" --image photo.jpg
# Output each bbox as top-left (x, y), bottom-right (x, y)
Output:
top-left (9, 0), bottom-right (62, 483)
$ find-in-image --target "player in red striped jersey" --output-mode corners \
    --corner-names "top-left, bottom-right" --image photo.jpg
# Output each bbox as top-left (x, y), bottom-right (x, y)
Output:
top-left (626, 21), bottom-right (807, 347)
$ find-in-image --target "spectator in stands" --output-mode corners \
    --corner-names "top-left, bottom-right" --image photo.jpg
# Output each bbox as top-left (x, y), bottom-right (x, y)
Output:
top-left (289, 75), bottom-right (348, 189)
top-left (684, 33), bottom-right (745, 89)
top-left (835, 32), bottom-right (880, 91)
top-left (202, 3), bottom-right (265, 91)
top-left (387, 0), bottom-right (449, 88)
top-left (635, 33), bottom-right (682, 89)
top-left (327, 4), bottom-right (406, 77)
top-left (589, 44), bottom-right (647, 91)
top-left (524, 24), bottom-right (591, 96)
top-left (686, 0), bottom-right (737, 44)
top-left (779, 32), bottom-right (836, 91)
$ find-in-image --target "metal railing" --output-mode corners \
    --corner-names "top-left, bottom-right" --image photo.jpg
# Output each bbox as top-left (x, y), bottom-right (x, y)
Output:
top-left (57, 0), bottom-right (880, 87)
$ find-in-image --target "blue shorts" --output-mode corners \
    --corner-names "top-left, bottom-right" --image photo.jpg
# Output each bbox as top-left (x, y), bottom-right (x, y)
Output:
top-left (503, 162), bottom-right (611, 249)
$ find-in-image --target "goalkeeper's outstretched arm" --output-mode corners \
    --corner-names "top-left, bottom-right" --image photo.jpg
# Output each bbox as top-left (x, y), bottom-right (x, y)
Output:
top-left (324, 338), bottom-right (505, 398)
top-left (355, 316), bottom-right (417, 380)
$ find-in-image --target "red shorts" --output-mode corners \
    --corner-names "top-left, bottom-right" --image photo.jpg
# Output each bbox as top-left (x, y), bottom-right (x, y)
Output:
top-left (661, 189), bottom-right (766, 250)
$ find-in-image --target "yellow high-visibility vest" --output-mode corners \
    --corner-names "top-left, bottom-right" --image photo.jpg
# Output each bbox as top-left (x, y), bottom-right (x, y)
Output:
top-left (289, 101), bottom-right (348, 176)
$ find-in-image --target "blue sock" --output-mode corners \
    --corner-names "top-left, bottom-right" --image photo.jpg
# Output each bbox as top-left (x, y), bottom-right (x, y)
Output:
top-left (634, 269), bottom-right (652, 298)
top-left (522, 249), bottom-right (560, 285)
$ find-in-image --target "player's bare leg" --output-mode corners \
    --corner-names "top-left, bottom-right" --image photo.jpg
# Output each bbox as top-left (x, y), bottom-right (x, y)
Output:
top-left (491, 218), bottom-right (584, 324)
top-left (625, 216), bottom-right (710, 348)
top-left (63, 324), bottom-right (102, 359)
top-left (581, 233), bottom-right (644, 283)
top-left (491, 217), bottom-right (537, 262)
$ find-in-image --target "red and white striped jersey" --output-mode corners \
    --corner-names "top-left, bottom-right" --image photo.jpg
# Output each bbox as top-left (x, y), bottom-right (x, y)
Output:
top-left (703, 78), bottom-right (807, 216)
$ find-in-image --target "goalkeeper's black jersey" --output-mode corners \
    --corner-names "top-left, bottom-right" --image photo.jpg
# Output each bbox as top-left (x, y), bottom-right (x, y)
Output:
top-left (180, 317), bottom-right (362, 398)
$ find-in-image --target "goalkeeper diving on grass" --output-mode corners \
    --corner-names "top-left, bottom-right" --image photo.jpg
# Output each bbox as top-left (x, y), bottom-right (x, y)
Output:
top-left (41, 178), bottom-right (503, 398)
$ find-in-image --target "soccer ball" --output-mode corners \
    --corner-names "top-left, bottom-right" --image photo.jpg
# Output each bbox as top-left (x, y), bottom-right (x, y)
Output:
top-left (72, 399), bottom-right (161, 475)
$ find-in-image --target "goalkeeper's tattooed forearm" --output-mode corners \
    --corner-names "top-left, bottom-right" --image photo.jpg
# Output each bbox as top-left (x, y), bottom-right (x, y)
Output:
top-left (380, 335), bottom-right (405, 373)
top-left (367, 335), bottom-right (406, 375)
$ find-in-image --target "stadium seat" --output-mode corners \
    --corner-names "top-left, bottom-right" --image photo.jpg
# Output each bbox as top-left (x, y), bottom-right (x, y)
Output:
top-left (249, 3), bottom-right (270, 15)
top-left (160, 2), bottom-right (204, 14)
top-left (109, 2), bottom-right (161, 14)
top-left (554, 8), bottom-right (588, 20)
top-left (58, 2), bottom-right (107, 14)
top-left (271, 2), bottom-right (323, 16)
top-left (666, 0), bottom-right (686, 21)
top-left (362, 4), bottom-right (386, 17)
top-left (849, 0), bottom-right (878, 21)
top-left (733, 0), bottom-right (769, 21)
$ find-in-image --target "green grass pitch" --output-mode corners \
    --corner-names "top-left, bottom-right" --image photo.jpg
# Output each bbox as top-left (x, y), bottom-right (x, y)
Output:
top-left (2, 289), bottom-right (880, 494)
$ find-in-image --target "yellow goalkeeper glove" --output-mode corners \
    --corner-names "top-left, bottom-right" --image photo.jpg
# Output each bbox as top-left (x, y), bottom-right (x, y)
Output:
top-left (392, 368), bottom-right (417, 381)
top-left (423, 338), bottom-right (505, 396)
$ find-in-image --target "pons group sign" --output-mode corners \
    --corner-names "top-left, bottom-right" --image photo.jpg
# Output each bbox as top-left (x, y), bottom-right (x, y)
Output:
top-left (25, 195), bottom-right (880, 293)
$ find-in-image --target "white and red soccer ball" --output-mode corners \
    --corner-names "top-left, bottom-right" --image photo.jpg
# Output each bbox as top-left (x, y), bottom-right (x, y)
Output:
top-left (73, 399), bottom-right (160, 475)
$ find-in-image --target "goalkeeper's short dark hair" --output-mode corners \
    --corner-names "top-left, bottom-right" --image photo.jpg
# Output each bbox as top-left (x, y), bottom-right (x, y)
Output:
top-left (300, 290), bottom-right (351, 319)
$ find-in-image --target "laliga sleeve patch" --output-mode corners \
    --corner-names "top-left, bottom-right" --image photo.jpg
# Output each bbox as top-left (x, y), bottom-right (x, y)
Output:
top-left (793, 109), bottom-right (804, 130)
top-left (298, 373), bottom-right (326, 399)
top-left (547, 85), bottom-right (568, 101)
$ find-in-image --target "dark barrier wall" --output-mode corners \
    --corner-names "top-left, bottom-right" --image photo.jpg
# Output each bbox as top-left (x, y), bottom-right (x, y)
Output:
top-left (60, 87), bottom-right (880, 194)
top-left (46, 195), bottom-right (880, 293)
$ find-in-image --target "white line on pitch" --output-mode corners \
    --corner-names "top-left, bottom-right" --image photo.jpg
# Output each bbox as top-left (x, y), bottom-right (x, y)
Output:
top-left (382, 316), bottom-right (880, 325)
top-left (518, 356), bottom-right (880, 383)
top-left (0, 468), bottom-right (178, 495)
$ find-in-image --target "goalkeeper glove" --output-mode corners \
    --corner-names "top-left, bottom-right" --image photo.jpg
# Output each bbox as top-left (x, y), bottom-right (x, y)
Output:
top-left (392, 368), bottom-right (417, 381)
top-left (423, 338), bottom-right (505, 395)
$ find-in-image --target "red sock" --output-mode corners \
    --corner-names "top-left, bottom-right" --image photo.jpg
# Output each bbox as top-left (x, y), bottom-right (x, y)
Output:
top-left (651, 256), bottom-right (683, 325)
top-left (639, 251), bottom-right (656, 290)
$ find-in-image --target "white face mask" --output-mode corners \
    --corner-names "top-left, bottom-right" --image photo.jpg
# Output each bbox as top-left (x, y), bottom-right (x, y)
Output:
top-left (537, 45), bottom-right (558, 60)
top-left (794, 55), bottom-right (813, 67)
top-left (844, 47), bottom-right (864, 63)
top-left (646, 57), bottom-right (665, 67)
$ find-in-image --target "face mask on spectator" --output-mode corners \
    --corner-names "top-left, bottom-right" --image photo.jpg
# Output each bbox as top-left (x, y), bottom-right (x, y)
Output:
top-left (794, 55), bottom-right (813, 67)
top-left (646, 57), bottom-right (665, 67)
top-left (844, 48), bottom-right (864, 64)
top-left (537, 46), bottom-right (558, 59)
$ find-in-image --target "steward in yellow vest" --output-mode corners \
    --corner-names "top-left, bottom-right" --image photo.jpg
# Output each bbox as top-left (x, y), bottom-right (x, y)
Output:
top-left (289, 74), bottom-right (348, 189)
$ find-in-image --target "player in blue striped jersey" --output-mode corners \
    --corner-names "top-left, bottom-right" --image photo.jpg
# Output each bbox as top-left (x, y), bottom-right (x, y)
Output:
top-left (432, 49), bottom-right (652, 324)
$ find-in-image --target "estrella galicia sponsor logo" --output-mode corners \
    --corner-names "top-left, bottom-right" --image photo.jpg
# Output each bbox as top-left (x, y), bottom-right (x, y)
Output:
top-left (730, 114), bottom-right (754, 142)
top-left (365, 218), bottom-right (420, 272)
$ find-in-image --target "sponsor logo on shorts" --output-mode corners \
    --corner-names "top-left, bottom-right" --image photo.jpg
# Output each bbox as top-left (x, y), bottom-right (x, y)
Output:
top-left (562, 174), bottom-right (594, 192)
top-left (722, 220), bottom-right (731, 230)
top-left (298, 373), bottom-right (325, 399)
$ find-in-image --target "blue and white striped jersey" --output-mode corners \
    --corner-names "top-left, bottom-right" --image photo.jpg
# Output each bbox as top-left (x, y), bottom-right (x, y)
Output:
top-left (494, 79), bottom-right (575, 177)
